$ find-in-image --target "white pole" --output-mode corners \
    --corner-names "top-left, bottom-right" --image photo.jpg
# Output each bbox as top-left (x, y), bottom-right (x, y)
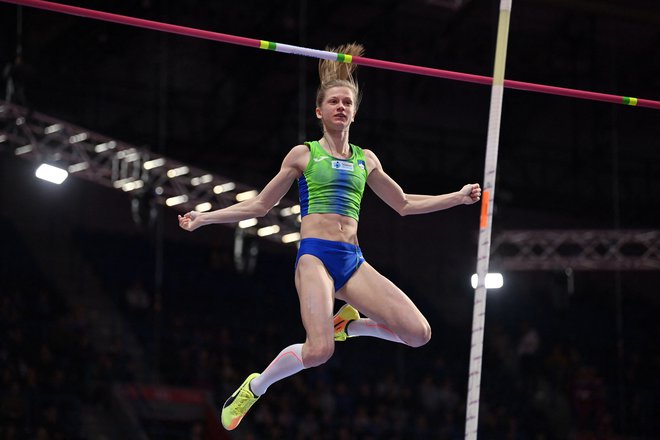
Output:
top-left (464, 1), bottom-right (512, 439)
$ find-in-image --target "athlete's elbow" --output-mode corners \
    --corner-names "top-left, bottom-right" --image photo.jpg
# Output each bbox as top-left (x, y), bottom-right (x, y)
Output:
top-left (255, 206), bottom-right (269, 218)
top-left (252, 199), bottom-right (272, 218)
top-left (397, 202), bottom-right (412, 216)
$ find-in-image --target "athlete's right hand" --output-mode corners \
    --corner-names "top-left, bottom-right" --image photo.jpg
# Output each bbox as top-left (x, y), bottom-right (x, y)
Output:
top-left (178, 211), bottom-right (201, 231)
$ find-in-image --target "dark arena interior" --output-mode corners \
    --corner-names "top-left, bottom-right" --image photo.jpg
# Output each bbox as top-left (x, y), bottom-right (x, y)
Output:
top-left (1, 0), bottom-right (659, 439)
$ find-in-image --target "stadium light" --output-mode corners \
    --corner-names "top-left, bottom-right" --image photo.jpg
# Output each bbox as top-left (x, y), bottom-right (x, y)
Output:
top-left (35, 163), bottom-right (68, 184)
top-left (470, 273), bottom-right (504, 289)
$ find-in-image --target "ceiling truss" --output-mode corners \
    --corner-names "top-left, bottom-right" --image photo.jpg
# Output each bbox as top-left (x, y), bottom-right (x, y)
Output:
top-left (0, 100), bottom-right (301, 245)
top-left (491, 229), bottom-right (660, 271)
top-left (3, 101), bottom-right (659, 269)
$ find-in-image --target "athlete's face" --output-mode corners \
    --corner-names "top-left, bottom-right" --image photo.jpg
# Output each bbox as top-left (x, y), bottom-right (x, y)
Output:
top-left (316, 86), bottom-right (356, 130)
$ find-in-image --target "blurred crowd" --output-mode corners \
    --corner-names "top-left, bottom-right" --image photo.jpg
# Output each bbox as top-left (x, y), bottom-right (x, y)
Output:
top-left (2, 229), bottom-right (658, 439)
top-left (0, 277), bottom-right (129, 439)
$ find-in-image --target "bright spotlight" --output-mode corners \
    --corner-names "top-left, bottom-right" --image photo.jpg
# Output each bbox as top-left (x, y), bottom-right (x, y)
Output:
top-left (257, 225), bottom-right (280, 237)
top-left (238, 218), bottom-right (258, 229)
top-left (195, 202), bottom-right (212, 212)
top-left (236, 190), bottom-right (258, 201)
top-left (281, 232), bottom-right (301, 244)
top-left (471, 273), bottom-right (504, 289)
top-left (35, 164), bottom-right (68, 184)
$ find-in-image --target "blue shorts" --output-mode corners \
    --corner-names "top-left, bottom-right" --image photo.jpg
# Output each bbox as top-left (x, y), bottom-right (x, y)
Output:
top-left (295, 238), bottom-right (365, 291)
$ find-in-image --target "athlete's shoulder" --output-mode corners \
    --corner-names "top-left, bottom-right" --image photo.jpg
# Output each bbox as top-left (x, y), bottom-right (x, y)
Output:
top-left (291, 143), bottom-right (311, 154)
top-left (361, 148), bottom-right (382, 172)
top-left (286, 144), bottom-right (312, 161)
top-left (361, 147), bottom-right (378, 160)
top-left (283, 144), bottom-right (311, 172)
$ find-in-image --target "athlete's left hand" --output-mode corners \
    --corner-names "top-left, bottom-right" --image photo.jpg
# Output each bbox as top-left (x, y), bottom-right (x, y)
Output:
top-left (460, 183), bottom-right (481, 205)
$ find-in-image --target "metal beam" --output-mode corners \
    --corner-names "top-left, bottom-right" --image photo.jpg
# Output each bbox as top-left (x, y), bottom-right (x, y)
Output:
top-left (0, 100), bottom-right (301, 245)
top-left (492, 229), bottom-right (660, 271)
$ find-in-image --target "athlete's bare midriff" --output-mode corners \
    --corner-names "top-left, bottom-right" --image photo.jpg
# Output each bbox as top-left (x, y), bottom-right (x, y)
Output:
top-left (299, 213), bottom-right (359, 245)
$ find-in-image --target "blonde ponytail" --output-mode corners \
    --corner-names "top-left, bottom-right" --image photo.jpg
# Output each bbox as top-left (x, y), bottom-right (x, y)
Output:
top-left (316, 43), bottom-right (365, 110)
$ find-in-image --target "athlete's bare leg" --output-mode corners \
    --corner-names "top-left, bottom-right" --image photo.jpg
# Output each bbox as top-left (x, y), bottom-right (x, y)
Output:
top-left (249, 254), bottom-right (335, 396)
top-left (335, 262), bottom-right (431, 347)
top-left (294, 254), bottom-right (336, 367)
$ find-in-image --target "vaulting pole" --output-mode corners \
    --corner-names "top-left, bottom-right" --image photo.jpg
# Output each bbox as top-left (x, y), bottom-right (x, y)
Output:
top-left (465, 1), bottom-right (512, 438)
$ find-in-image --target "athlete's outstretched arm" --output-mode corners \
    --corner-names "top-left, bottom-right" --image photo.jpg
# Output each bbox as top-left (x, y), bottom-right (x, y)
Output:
top-left (364, 149), bottom-right (480, 216)
top-left (179, 145), bottom-right (309, 231)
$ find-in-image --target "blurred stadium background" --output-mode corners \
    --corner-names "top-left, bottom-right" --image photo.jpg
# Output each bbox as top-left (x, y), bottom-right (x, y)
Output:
top-left (1, 0), bottom-right (659, 438)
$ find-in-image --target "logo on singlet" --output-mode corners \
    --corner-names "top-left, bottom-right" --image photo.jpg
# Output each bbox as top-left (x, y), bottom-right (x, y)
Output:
top-left (313, 156), bottom-right (329, 162)
top-left (332, 160), bottom-right (354, 171)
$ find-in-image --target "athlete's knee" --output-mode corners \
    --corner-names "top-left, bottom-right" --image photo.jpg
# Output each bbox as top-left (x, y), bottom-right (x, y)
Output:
top-left (302, 341), bottom-right (334, 368)
top-left (296, 254), bottom-right (318, 272)
top-left (406, 321), bottom-right (432, 348)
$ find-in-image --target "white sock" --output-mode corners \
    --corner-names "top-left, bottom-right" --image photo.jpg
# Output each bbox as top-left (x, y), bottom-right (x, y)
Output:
top-left (250, 343), bottom-right (305, 396)
top-left (346, 318), bottom-right (404, 343)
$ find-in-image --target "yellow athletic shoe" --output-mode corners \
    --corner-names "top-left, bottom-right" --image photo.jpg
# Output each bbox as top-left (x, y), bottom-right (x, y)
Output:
top-left (334, 303), bottom-right (360, 341)
top-left (220, 373), bottom-right (260, 430)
